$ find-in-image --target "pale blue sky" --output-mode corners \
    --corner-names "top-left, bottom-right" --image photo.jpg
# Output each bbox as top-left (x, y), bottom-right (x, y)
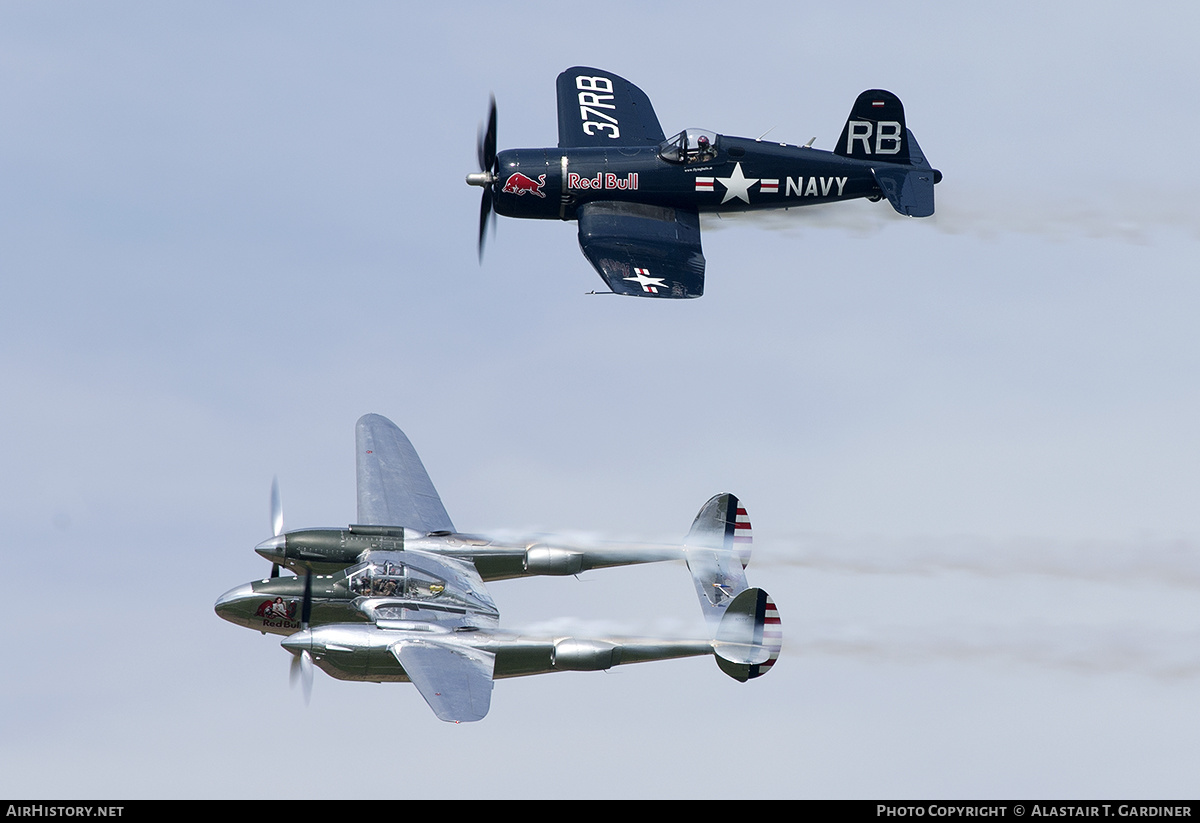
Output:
top-left (3, 1), bottom-right (1199, 798)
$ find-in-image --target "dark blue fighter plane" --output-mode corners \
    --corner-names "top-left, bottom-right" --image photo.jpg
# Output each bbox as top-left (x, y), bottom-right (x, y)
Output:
top-left (467, 66), bottom-right (941, 299)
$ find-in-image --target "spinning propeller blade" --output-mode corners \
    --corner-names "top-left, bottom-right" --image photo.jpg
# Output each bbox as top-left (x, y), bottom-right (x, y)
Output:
top-left (299, 650), bottom-right (313, 704)
top-left (269, 477), bottom-right (283, 578)
top-left (289, 649), bottom-right (314, 706)
top-left (478, 95), bottom-right (496, 172)
top-left (478, 187), bottom-right (494, 262)
top-left (468, 95), bottom-right (498, 261)
top-left (270, 476), bottom-right (283, 537)
top-left (287, 572), bottom-right (315, 705)
top-left (301, 571), bottom-right (312, 628)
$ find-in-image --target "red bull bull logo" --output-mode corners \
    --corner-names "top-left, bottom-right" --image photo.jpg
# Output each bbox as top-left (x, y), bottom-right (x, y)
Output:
top-left (502, 172), bottom-right (546, 198)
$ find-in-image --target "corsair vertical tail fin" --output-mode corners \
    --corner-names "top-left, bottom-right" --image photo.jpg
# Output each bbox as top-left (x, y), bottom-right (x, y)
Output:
top-left (834, 89), bottom-right (910, 163)
top-left (834, 89), bottom-right (939, 217)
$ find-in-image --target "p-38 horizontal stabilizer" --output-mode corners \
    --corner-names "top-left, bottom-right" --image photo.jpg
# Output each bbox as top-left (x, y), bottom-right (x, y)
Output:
top-left (713, 587), bottom-right (782, 682)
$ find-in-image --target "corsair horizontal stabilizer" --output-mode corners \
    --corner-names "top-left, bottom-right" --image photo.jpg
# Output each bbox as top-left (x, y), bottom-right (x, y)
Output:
top-left (712, 587), bottom-right (782, 681)
top-left (870, 130), bottom-right (937, 217)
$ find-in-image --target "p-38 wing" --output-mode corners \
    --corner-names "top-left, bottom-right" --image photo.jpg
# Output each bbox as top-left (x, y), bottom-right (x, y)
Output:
top-left (356, 413), bottom-right (455, 532)
top-left (392, 640), bottom-right (495, 723)
top-left (372, 550), bottom-right (498, 723)
top-left (278, 548), bottom-right (503, 723)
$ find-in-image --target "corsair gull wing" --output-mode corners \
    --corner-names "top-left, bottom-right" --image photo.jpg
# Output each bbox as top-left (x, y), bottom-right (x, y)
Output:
top-left (557, 66), bottom-right (666, 149)
top-left (577, 202), bottom-right (705, 298)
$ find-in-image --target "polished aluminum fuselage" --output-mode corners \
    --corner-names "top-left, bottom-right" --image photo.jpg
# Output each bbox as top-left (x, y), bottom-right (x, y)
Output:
top-left (281, 622), bottom-right (714, 684)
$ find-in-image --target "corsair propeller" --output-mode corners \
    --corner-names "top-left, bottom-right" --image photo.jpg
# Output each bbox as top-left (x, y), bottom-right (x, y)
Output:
top-left (466, 95), bottom-right (498, 260)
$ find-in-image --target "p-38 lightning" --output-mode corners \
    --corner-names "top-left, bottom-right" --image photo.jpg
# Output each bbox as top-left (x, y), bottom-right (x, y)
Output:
top-left (215, 414), bottom-right (781, 722)
top-left (467, 66), bottom-right (941, 298)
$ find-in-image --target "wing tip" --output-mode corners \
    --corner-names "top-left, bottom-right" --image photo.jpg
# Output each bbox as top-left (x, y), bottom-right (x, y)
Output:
top-left (357, 412), bottom-right (393, 427)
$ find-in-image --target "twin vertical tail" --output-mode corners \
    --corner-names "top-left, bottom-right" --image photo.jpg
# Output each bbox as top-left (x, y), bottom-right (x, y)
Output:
top-left (684, 493), bottom-right (751, 628)
top-left (834, 89), bottom-right (940, 217)
top-left (684, 494), bottom-right (781, 680)
top-left (713, 588), bottom-right (782, 681)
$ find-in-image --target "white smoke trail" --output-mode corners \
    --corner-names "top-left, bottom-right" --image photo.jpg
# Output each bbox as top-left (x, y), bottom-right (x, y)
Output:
top-left (700, 190), bottom-right (1200, 243)
top-left (510, 614), bottom-right (699, 640)
top-left (496, 530), bottom-right (1200, 680)
top-left (507, 613), bottom-right (1200, 681)
top-left (800, 620), bottom-right (1200, 681)
top-left (759, 533), bottom-right (1200, 589)
top-left (748, 534), bottom-right (1200, 680)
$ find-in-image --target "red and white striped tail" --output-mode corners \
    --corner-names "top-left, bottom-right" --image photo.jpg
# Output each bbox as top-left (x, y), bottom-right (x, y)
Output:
top-left (713, 587), bottom-right (783, 681)
top-left (732, 504), bottom-right (752, 569)
top-left (752, 593), bottom-right (782, 678)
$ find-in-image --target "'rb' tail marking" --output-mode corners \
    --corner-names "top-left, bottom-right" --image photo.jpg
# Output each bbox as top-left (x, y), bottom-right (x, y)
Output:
top-left (834, 89), bottom-right (910, 163)
top-left (834, 89), bottom-right (939, 218)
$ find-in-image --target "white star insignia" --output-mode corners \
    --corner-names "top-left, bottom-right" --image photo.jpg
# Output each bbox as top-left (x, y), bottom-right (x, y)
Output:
top-left (716, 162), bottom-right (758, 204)
top-left (624, 268), bottom-right (667, 294)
